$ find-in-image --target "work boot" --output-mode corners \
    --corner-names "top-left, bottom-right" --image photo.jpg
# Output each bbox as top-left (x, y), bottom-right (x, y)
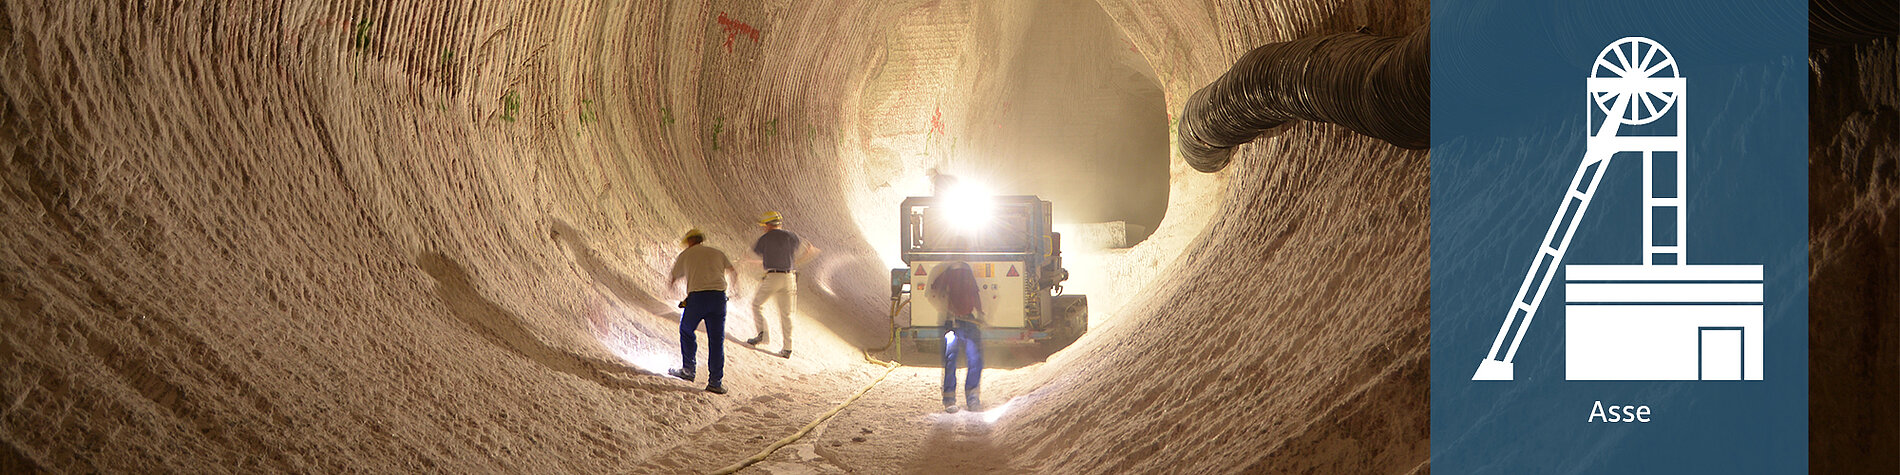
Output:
top-left (705, 383), bottom-right (728, 395)
top-left (667, 368), bottom-right (694, 382)
top-left (777, 349), bottom-right (792, 359)
top-left (746, 334), bottom-right (766, 346)
top-left (943, 392), bottom-right (959, 413)
top-left (966, 393), bottom-right (983, 412)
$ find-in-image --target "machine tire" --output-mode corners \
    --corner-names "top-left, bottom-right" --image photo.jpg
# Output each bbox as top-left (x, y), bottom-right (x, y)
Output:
top-left (1043, 295), bottom-right (1088, 352)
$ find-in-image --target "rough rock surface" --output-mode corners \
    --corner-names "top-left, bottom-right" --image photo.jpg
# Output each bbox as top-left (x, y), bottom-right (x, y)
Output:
top-left (1807, 36), bottom-right (1898, 474)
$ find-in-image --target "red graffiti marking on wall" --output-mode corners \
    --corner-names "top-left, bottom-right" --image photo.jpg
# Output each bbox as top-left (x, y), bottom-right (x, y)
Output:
top-left (717, 12), bottom-right (760, 53)
top-left (929, 107), bottom-right (947, 137)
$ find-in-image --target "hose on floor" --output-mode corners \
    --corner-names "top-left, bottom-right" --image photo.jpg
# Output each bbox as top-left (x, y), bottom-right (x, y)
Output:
top-left (707, 299), bottom-right (909, 473)
top-left (861, 298), bottom-right (910, 364)
top-left (709, 359), bottom-right (900, 475)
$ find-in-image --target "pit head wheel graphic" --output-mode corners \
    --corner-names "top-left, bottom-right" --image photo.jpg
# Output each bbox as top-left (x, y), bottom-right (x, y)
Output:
top-left (1591, 37), bottom-right (1679, 126)
top-left (1472, 37), bottom-right (1765, 382)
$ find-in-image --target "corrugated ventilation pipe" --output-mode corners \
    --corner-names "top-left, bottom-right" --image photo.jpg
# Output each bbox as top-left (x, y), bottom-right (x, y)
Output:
top-left (1176, 28), bottom-right (1430, 173)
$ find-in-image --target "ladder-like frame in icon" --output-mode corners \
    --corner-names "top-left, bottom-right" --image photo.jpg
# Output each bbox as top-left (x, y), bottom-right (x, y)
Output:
top-left (1473, 37), bottom-right (1687, 381)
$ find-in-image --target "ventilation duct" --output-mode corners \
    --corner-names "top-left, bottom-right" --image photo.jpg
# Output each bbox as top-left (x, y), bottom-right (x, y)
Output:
top-left (1176, 28), bottom-right (1430, 172)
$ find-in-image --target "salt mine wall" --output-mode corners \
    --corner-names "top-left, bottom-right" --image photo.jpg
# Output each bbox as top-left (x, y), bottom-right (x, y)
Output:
top-left (1, 0), bottom-right (1433, 472)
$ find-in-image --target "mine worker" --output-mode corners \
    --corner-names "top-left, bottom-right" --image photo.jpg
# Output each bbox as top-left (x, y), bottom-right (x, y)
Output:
top-left (744, 211), bottom-right (818, 358)
top-left (932, 260), bottom-right (986, 412)
top-left (668, 228), bottom-right (738, 395)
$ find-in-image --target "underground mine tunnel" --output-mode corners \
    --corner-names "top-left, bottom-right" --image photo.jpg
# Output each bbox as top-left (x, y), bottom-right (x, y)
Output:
top-left (0, 1), bottom-right (1433, 472)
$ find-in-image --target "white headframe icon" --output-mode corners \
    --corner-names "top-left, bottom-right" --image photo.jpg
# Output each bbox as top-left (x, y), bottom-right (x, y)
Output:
top-left (1473, 37), bottom-right (1765, 382)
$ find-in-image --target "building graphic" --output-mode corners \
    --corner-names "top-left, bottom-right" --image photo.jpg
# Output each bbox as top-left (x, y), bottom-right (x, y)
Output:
top-left (1471, 37), bottom-right (1766, 382)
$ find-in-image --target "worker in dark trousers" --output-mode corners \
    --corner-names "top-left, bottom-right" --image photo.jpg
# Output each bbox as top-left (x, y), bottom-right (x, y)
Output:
top-left (745, 211), bottom-right (818, 358)
top-left (667, 228), bottom-right (738, 394)
top-left (931, 261), bottom-right (985, 412)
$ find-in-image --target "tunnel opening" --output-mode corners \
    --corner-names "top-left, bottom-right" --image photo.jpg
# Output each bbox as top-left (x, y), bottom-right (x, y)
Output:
top-left (957, 0), bottom-right (1169, 248)
top-left (822, 0), bottom-right (1173, 371)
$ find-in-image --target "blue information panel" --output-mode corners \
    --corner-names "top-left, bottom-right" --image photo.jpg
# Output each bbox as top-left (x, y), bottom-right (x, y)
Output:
top-left (1430, 1), bottom-right (1807, 473)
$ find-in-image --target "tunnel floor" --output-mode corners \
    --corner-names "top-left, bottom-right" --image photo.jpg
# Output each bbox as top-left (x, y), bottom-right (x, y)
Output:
top-left (633, 365), bottom-right (1046, 474)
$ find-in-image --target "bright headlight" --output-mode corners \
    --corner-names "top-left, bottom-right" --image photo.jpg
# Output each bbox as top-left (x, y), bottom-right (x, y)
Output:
top-left (938, 182), bottom-right (994, 230)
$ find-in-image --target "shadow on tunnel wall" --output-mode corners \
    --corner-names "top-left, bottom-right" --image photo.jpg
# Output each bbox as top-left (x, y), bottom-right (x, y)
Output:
top-left (417, 251), bottom-right (689, 393)
top-left (549, 220), bottom-right (679, 319)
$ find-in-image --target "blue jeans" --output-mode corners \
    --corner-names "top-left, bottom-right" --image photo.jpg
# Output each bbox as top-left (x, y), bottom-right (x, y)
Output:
top-left (942, 319), bottom-right (982, 395)
top-left (681, 291), bottom-right (727, 385)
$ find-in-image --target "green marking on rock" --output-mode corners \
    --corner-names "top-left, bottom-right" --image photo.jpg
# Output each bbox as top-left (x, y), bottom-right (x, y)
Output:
top-left (711, 117), bottom-right (724, 150)
top-left (500, 90), bottom-right (521, 122)
top-left (661, 107), bottom-right (675, 126)
top-left (353, 19), bottom-right (372, 53)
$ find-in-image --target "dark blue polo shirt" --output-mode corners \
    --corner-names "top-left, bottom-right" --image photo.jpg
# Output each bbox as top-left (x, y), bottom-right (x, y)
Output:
top-left (752, 229), bottom-right (801, 272)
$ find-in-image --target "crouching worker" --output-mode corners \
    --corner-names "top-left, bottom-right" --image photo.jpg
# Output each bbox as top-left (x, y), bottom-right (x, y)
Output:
top-left (931, 261), bottom-right (985, 412)
top-left (668, 228), bottom-right (738, 395)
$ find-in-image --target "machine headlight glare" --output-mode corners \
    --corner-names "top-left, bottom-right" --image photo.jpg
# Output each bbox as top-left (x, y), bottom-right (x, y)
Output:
top-left (939, 183), bottom-right (995, 230)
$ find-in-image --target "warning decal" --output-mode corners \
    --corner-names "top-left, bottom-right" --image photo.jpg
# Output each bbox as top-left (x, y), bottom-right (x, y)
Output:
top-left (1006, 265), bottom-right (1019, 277)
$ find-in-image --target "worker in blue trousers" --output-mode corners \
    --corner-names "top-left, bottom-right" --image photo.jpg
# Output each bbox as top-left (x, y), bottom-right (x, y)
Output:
top-left (930, 260), bottom-right (985, 412)
top-left (668, 228), bottom-right (738, 394)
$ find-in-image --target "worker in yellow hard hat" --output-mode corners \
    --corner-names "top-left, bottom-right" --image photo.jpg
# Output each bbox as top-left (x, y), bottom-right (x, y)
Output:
top-left (745, 211), bottom-right (819, 358)
top-left (667, 228), bottom-right (738, 394)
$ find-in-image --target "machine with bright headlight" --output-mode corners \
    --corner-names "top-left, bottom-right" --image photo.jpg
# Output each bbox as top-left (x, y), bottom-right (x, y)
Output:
top-left (888, 194), bottom-right (1088, 357)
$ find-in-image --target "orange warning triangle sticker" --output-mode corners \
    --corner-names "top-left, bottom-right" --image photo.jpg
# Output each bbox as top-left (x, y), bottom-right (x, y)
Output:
top-left (1006, 265), bottom-right (1019, 277)
top-left (915, 267), bottom-right (926, 276)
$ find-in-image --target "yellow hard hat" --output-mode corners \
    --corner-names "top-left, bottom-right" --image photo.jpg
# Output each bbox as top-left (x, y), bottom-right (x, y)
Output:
top-left (758, 211), bottom-right (784, 225)
top-left (681, 228), bottom-right (705, 245)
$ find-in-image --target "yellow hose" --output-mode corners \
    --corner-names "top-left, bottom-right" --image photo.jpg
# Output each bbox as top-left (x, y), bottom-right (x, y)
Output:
top-left (861, 298), bottom-right (910, 363)
top-left (709, 360), bottom-right (900, 475)
top-left (708, 299), bottom-right (910, 474)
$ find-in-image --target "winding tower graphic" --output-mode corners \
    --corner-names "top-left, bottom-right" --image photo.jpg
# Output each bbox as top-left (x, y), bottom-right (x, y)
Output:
top-left (1473, 37), bottom-right (1766, 382)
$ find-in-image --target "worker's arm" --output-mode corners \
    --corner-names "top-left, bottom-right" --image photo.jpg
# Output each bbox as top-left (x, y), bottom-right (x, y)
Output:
top-left (924, 268), bottom-right (947, 306)
top-left (794, 242), bottom-right (822, 266)
top-left (740, 234), bottom-right (769, 266)
top-left (669, 257), bottom-right (686, 289)
top-left (724, 262), bottom-right (739, 289)
top-left (972, 281), bottom-right (988, 326)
